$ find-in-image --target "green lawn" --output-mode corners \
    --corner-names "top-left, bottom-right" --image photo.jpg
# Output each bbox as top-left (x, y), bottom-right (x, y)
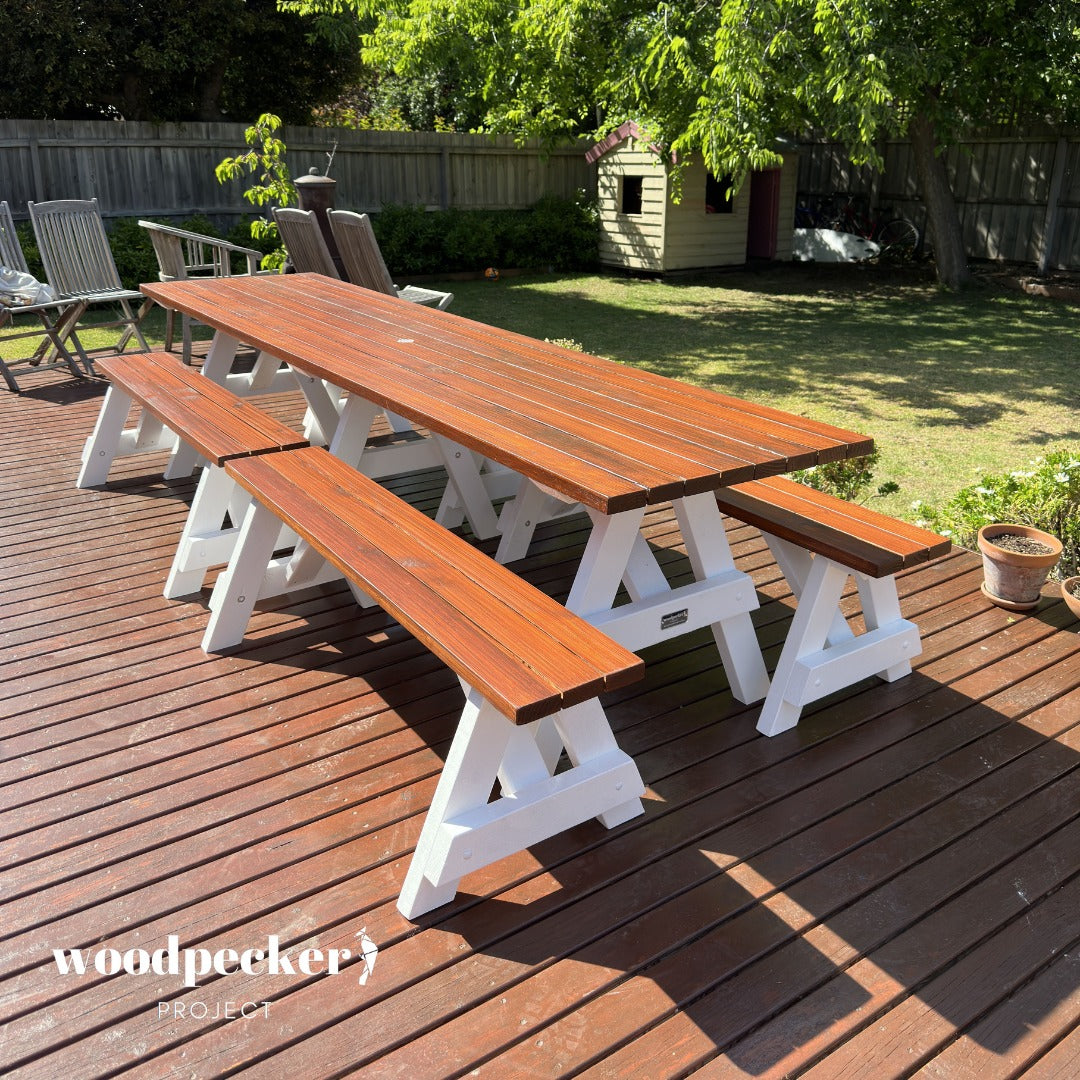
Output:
top-left (444, 265), bottom-right (1079, 522)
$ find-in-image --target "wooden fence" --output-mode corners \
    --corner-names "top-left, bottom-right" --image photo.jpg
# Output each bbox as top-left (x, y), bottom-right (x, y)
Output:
top-left (797, 127), bottom-right (1080, 271)
top-left (2, 117), bottom-right (1078, 270)
top-left (0, 119), bottom-right (595, 225)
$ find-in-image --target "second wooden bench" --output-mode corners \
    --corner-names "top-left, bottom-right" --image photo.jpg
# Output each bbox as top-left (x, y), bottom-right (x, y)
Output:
top-left (204, 444), bottom-right (647, 918)
top-left (715, 475), bottom-right (951, 736)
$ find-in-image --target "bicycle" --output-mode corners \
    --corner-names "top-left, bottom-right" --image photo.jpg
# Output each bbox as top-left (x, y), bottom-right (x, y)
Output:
top-left (830, 194), bottom-right (921, 263)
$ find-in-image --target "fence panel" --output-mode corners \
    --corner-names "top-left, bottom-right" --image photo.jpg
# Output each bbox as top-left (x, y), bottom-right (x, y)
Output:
top-left (797, 129), bottom-right (1080, 269)
top-left (0, 119), bottom-right (595, 226)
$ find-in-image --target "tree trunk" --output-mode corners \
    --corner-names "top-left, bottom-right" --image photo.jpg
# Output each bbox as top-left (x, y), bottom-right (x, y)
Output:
top-left (908, 109), bottom-right (973, 289)
top-left (197, 59), bottom-right (228, 122)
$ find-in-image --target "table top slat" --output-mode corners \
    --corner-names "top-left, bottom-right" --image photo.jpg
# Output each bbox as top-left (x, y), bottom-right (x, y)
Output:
top-left (285, 275), bottom-right (875, 462)
top-left (142, 275), bottom-right (874, 508)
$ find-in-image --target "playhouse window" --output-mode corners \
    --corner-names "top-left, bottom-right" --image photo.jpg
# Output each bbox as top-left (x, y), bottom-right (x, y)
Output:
top-left (620, 175), bottom-right (644, 215)
top-left (705, 172), bottom-right (734, 214)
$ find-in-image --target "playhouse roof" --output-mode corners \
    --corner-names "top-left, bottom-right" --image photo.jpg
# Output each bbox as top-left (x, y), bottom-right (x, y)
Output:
top-left (585, 121), bottom-right (664, 164)
top-left (586, 123), bottom-right (799, 166)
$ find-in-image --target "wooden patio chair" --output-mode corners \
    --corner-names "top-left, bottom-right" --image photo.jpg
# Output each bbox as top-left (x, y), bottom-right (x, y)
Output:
top-left (271, 207), bottom-right (340, 277)
top-left (140, 219), bottom-right (265, 363)
top-left (328, 209), bottom-right (453, 309)
top-left (0, 200), bottom-right (90, 391)
top-left (27, 198), bottom-right (151, 366)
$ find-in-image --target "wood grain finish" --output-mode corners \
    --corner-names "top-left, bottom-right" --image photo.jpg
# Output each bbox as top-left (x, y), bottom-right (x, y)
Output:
top-left (226, 446), bottom-right (644, 723)
top-left (142, 274), bottom-right (875, 512)
top-left (716, 474), bottom-right (953, 577)
top-left (95, 351), bottom-right (307, 465)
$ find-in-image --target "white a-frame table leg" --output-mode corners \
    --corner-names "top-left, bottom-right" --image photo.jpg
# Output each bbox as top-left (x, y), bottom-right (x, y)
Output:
top-left (674, 492), bottom-right (771, 704)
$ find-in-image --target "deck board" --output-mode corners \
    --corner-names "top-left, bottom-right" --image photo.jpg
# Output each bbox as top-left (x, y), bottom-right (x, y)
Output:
top-left (1, 364), bottom-right (1078, 1078)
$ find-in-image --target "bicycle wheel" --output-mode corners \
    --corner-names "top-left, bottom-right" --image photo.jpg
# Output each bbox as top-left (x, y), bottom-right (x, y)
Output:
top-left (876, 217), bottom-right (920, 262)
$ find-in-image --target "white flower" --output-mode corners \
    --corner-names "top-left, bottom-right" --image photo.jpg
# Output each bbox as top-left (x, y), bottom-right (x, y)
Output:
top-left (1055, 472), bottom-right (1069, 483)
top-left (910, 499), bottom-right (923, 510)
top-left (975, 486), bottom-right (994, 495)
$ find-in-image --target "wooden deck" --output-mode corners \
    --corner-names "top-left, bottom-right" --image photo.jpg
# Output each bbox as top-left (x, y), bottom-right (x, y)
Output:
top-left (2, 362), bottom-right (1079, 1079)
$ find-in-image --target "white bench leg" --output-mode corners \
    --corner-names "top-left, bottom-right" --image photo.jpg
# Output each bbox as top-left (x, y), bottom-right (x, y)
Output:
top-left (756, 554), bottom-right (849, 736)
top-left (857, 574), bottom-right (915, 681)
top-left (165, 466), bottom-right (240, 598)
top-left (765, 534), bottom-right (853, 648)
top-left (201, 500), bottom-right (281, 652)
top-left (756, 538), bottom-right (922, 737)
top-left (397, 694), bottom-right (644, 920)
top-left (398, 694), bottom-right (515, 919)
top-left (77, 386), bottom-right (133, 487)
top-left (676, 494), bottom-right (770, 704)
top-left (163, 439), bottom-right (203, 480)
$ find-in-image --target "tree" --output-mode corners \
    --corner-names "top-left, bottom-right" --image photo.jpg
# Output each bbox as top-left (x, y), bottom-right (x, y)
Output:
top-left (0, 0), bottom-right (363, 123)
top-left (285, 0), bottom-right (1080, 289)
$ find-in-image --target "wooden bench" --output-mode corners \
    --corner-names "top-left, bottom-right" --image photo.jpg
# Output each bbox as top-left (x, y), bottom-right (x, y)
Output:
top-left (77, 351), bottom-right (310, 597)
top-left (715, 475), bottom-right (952, 736)
top-left (206, 444), bottom-right (646, 917)
top-left (78, 351), bottom-right (308, 486)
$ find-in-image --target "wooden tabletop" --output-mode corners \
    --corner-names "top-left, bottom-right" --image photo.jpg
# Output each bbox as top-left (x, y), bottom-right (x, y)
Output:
top-left (142, 274), bottom-right (874, 514)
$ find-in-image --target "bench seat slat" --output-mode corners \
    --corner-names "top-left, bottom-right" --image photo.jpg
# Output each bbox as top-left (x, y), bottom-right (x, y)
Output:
top-left (96, 352), bottom-right (307, 465)
top-left (715, 476), bottom-right (951, 577)
top-left (225, 447), bottom-right (644, 723)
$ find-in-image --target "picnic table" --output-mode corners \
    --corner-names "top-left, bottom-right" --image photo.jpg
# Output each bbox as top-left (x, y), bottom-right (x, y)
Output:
top-left (86, 273), bottom-right (925, 917)
top-left (139, 273), bottom-right (875, 706)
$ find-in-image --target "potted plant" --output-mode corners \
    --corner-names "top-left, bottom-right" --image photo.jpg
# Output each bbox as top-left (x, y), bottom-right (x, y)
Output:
top-left (1063, 576), bottom-right (1080, 619)
top-left (978, 523), bottom-right (1062, 611)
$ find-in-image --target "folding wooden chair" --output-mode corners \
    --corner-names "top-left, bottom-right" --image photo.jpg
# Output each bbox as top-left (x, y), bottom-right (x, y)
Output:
top-left (28, 198), bottom-right (151, 367)
top-left (271, 207), bottom-right (340, 277)
top-left (328, 209), bottom-right (453, 309)
top-left (0, 200), bottom-right (89, 392)
top-left (140, 219), bottom-right (265, 363)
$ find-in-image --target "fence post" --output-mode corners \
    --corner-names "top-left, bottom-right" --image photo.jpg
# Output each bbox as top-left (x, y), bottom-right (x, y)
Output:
top-left (1037, 138), bottom-right (1068, 276)
top-left (439, 146), bottom-right (451, 210)
top-left (29, 133), bottom-right (45, 203)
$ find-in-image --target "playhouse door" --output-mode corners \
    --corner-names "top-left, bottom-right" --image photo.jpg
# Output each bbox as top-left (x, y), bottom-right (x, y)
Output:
top-left (747, 168), bottom-right (781, 259)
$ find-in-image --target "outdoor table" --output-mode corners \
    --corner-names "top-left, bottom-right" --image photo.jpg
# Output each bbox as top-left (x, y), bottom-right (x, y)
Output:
top-left (141, 273), bottom-right (874, 705)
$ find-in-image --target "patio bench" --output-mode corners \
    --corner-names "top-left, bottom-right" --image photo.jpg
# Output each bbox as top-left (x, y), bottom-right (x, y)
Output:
top-left (209, 445), bottom-right (646, 917)
top-left (77, 351), bottom-right (308, 488)
top-left (715, 475), bottom-right (951, 736)
top-left (77, 351), bottom-right (310, 596)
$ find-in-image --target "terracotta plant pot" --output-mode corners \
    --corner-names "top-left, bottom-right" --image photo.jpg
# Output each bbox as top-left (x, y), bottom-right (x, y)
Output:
top-left (1063, 577), bottom-right (1080, 620)
top-left (977, 524), bottom-right (1062, 611)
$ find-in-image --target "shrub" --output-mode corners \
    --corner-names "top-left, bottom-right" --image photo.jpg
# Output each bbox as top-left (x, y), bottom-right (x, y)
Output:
top-left (915, 448), bottom-right (1080, 579)
top-left (15, 221), bottom-right (43, 280)
top-left (370, 194), bottom-right (599, 276)
top-left (105, 217), bottom-right (160, 289)
top-left (791, 451), bottom-right (899, 503)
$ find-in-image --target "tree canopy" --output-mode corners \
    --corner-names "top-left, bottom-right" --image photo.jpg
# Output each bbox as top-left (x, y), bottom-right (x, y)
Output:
top-left (0, 0), bottom-right (363, 123)
top-left (287, 0), bottom-right (1080, 287)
